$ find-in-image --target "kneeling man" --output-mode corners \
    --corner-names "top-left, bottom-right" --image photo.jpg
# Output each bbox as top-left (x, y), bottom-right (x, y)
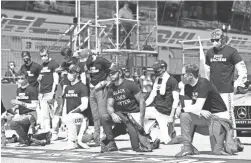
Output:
top-left (176, 63), bottom-right (229, 157)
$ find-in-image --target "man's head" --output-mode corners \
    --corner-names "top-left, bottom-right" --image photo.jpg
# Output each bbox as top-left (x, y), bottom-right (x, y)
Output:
top-left (142, 67), bottom-right (147, 75)
top-left (152, 60), bottom-right (167, 76)
top-left (182, 63), bottom-right (199, 85)
top-left (67, 64), bottom-right (81, 82)
top-left (61, 47), bottom-right (73, 63)
top-left (109, 65), bottom-right (122, 82)
top-left (122, 67), bottom-right (131, 78)
top-left (16, 73), bottom-right (29, 88)
top-left (78, 49), bottom-right (92, 60)
top-left (123, 1), bottom-right (129, 9)
top-left (8, 61), bottom-right (15, 70)
top-left (21, 51), bottom-right (32, 66)
top-left (210, 29), bottom-right (225, 49)
top-left (40, 48), bottom-right (50, 63)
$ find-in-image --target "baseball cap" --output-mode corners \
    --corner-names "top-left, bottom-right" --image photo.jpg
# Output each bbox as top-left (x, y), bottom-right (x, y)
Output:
top-left (152, 60), bottom-right (167, 70)
top-left (109, 65), bottom-right (121, 74)
top-left (68, 64), bottom-right (81, 73)
top-left (211, 29), bottom-right (223, 39)
top-left (21, 51), bottom-right (31, 59)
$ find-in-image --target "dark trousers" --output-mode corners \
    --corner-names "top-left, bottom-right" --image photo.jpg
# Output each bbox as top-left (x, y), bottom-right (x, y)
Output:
top-left (180, 112), bottom-right (225, 152)
top-left (10, 114), bottom-right (36, 145)
top-left (102, 113), bottom-right (140, 150)
top-left (113, 23), bottom-right (132, 49)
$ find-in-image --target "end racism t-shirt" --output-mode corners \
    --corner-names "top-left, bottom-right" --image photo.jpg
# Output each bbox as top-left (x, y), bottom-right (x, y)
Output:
top-left (184, 78), bottom-right (227, 113)
top-left (206, 45), bottom-right (242, 93)
top-left (16, 85), bottom-right (38, 115)
top-left (40, 59), bottom-right (59, 93)
top-left (108, 79), bottom-right (141, 113)
top-left (20, 62), bottom-right (42, 89)
top-left (86, 56), bottom-right (111, 86)
top-left (64, 81), bottom-right (89, 114)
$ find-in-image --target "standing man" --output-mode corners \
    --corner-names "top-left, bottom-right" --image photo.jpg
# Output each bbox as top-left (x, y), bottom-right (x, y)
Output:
top-left (206, 29), bottom-right (247, 137)
top-left (101, 65), bottom-right (148, 152)
top-left (62, 64), bottom-right (89, 149)
top-left (145, 60), bottom-right (179, 144)
top-left (37, 48), bottom-right (59, 132)
top-left (122, 67), bottom-right (134, 81)
top-left (86, 51), bottom-right (112, 145)
top-left (19, 51), bottom-right (42, 90)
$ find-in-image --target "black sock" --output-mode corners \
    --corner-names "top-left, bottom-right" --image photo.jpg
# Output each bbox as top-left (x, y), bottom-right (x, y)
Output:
top-left (102, 139), bottom-right (110, 145)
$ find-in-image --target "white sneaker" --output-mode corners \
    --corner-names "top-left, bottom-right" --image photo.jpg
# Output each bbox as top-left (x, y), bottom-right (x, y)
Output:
top-left (51, 133), bottom-right (58, 141)
top-left (64, 141), bottom-right (78, 150)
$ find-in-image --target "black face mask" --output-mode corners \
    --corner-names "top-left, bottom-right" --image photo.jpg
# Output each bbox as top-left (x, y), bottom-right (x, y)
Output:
top-left (24, 58), bottom-right (31, 65)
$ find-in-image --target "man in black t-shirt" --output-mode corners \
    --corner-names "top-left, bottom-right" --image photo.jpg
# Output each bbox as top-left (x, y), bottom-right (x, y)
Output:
top-left (86, 50), bottom-right (111, 145)
top-left (206, 29), bottom-right (247, 137)
top-left (176, 63), bottom-right (228, 157)
top-left (8, 73), bottom-right (38, 147)
top-left (145, 60), bottom-right (179, 144)
top-left (19, 51), bottom-right (42, 90)
top-left (101, 65), bottom-right (150, 152)
top-left (62, 64), bottom-right (89, 149)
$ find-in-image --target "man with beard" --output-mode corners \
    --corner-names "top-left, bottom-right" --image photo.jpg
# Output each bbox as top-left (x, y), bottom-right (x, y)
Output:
top-left (101, 65), bottom-right (148, 152)
top-left (122, 67), bottom-right (134, 81)
top-left (175, 64), bottom-right (229, 157)
top-left (86, 51), bottom-right (112, 146)
top-left (37, 48), bottom-right (59, 133)
top-left (62, 64), bottom-right (89, 149)
top-left (145, 60), bottom-right (179, 144)
top-left (19, 51), bottom-right (42, 90)
top-left (205, 29), bottom-right (247, 137)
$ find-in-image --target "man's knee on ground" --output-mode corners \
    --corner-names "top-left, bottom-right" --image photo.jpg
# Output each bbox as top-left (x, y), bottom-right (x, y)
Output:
top-left (9, 120), bottom-right (20, 130)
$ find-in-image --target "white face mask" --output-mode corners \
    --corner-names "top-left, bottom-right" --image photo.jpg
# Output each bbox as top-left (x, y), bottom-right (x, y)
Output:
top-left (10, 65), bottom-right (15, 69)
top-left (67, 73), bottom-right (75, 82)
top-left (41, 56), bottom-right (49, 63)
top-left (213, 41), bottom-right (221, 48)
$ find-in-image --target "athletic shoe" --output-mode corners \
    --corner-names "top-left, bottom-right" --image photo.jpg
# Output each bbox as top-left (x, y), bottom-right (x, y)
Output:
top-left (45, 132), bottom-right (52, 145)
top-left (175, 145), bottom-right (194, 157)
top-left (236, 138), bottom-right (244, 152)
top-left (51, 133), bottom-right (58, 141)
top-left (64, 141), bottom-right (78, 150)
top-left (152, 138), bottom-right (160, 149)
top-left (101, 140), bottom-right (118, 153)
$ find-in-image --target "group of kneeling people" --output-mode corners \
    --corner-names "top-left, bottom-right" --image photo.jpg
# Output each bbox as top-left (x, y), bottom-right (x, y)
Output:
top-left (2, 58), bottom-right (244, 157)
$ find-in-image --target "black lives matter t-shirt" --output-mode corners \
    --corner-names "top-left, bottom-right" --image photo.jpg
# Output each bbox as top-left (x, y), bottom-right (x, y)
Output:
top-left (86, 56), bottom-right (111, 86)
top-left (184, 78), bottom-right (227, 113)
top-left (108, 79), bottom-right (141, 113)
top-left (206, 45), bottom-right (242, 93)
top-left (16, 85), bottom-right (38, 115)
top-left (40, 59), bottom-right (59, 94)
top-left (20, 62), bottom-right (42, 89)
top-left (152, 76), bottom-right (178, 115)
top-left (64, 82), bottom-right (89, 114)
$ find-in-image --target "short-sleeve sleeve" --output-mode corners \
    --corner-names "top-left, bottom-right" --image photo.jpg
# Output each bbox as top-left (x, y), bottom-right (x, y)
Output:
top-left (231, 49), bottom-right (242, 65)
top-left (107, 87), bottom-right (114, 99)
top-left (197, 79), bottom-right (211, 98)
top-left (51, 60), bottom-right (59, 72)
top-left (100, 57), bottom-right (111, 70)
top-left (79, 84), bottom-right (89, 98)
top-left (36, 63), bottom-right (42, 75)
top-left (128, 81), bottom-right (141, 96)
top-left (206, 51), bottom-right (210, 66)
top-left (169, 77), bottom-right (179, 92)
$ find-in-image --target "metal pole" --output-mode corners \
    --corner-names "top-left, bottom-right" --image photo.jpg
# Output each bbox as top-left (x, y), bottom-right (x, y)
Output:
top-left (116, 0), bottom-right (119, 51)
top-left (78, 0), bottom-right (81, 50)
top-left (137, 0), bottom-right (140, 51)
top-left (161, 1), bottom-right (167, 25)
top-left (95, 0), bottom-right (98, 51)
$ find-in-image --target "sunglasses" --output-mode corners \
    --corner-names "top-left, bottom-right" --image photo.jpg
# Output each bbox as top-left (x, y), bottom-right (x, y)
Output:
top-left (40, 54), bottom-right (48, 58)
top-left (17, 77), bottom-right (25, 80)
top-left (109, 71), bottom-right (118, 76)
top-left (10, 64), bottom-right (15, 66)
top-left (211, 39), bottom-right (220, 42)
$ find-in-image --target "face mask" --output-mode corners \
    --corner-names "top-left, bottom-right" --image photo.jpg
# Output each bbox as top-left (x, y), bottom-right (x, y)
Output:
top-left (67, 73), bottom-right (75, 82)
top-left (41, 56), bottom-right (49, 63)
top-left (17, 79), bottom-right (28, 88)
top-left (10, 65), bottom-right (15, 69)
top-left (213, 41), bottom-right (221, 48)
top-left (24, 58), bottom-right (31, 65)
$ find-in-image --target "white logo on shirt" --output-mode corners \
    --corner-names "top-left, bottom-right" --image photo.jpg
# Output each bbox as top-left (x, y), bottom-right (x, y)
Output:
top-left (192, 92), bottom-right (198, 100)
top-left (89, 67), bottom-right (99, 73)
top-left (17, 93), bottom-right (29, 100)
top-left (210, 54), bottom-right (227, 62)
top-left (66, 90), bottom-right (78, 97)
top-left (41, 67), bottom-right (51, 73)
top-left (27, 71), bottom-right (34, 77)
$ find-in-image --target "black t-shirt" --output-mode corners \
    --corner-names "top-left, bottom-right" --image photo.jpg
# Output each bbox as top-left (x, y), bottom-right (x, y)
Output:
top-left (107, 79), bottom-right (141, 113)
top-left (64, 81), bottom-right (89, 114)
top-left (206, 45), bottom-right (242, 93)
top-left (86, 56), bottom-right (111, 86)
top-left (20, 62), bottom-right (42, 89)
top-left (184, 78), bottom-right (227, 113)
top-left (16, 85), bottom-right (38, 115)
top-left (152, 76), bottom-right (178, 115)
top-left (40, 59), bottom-right (59, 93)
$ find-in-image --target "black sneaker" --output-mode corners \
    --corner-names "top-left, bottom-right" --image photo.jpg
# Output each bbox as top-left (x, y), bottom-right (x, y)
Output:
top-left (236, 138), bottom-right (244, 152)
top-left (175, 145), bottom-right (194, 157)
top-left (45, 132), bottom-right (52, 145)
top-left (101, 140), bottom-right (118, 153)
top-left (152, 138), bottom-right (160, 149)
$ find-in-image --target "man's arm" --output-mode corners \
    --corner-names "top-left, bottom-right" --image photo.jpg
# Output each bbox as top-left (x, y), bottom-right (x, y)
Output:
top-left (234, 61), bottom-right (247, 88)
top-left (170, 90), bottom-right (179, 118)
top-left (11, 99), bottom-right (38, 111)
top-left (107, 98), bottom-right (115, 116)
top-left (134, 91), bottom-right (146, 127)
top-left (51, 72), bottom-right (59, 93)
top-left (70, 97), bottom-right (88, 113)
top-left (183, 98), bottom-right (207, 116)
